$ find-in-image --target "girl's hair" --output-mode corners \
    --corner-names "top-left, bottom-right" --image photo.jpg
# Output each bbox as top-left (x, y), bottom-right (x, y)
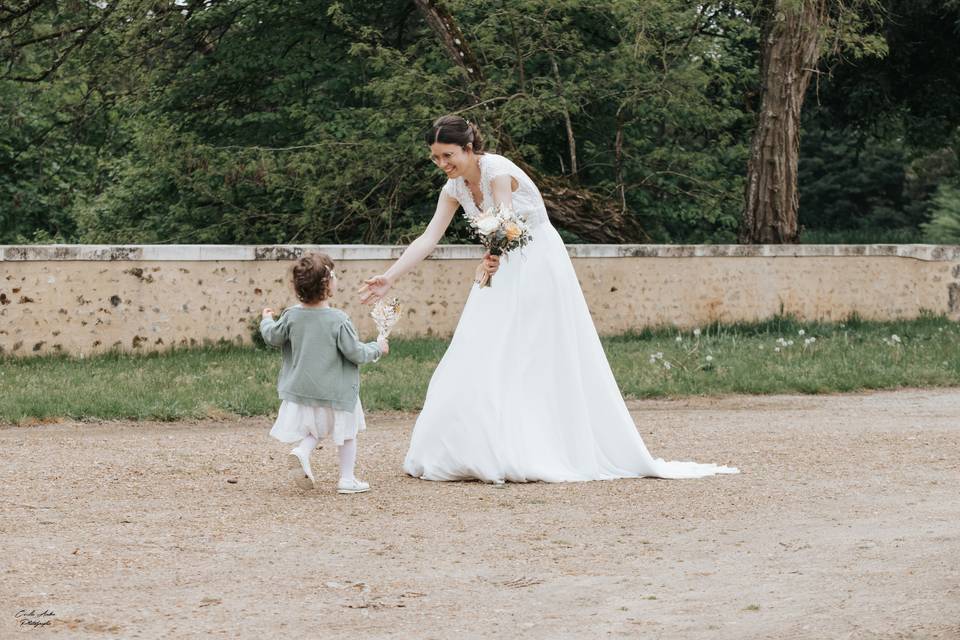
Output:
top-left (292, 252), bottom-right (335, 304)
top-left (424, 115), bottom-right (485, 154)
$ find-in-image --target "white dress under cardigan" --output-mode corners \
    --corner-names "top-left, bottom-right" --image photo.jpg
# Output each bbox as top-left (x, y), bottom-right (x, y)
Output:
top-left (270, 397), bottom-right (365, 447)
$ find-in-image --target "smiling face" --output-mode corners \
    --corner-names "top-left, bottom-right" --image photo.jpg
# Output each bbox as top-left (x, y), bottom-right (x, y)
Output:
top-left (430, 142), bottom-right (473, 179)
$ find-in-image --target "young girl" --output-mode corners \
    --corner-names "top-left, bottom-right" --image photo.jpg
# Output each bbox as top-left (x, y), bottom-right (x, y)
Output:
top-left (260, 252), bottom-right (388, 493)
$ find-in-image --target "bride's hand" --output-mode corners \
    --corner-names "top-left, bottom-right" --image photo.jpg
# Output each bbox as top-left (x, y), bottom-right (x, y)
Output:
top-left (358, 275), bottom-right (393, 304)
top-left (482, 253), bottom-right (500, 275)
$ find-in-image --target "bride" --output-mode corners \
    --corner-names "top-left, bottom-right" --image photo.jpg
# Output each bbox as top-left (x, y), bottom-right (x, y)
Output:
top-left (360, 115), bottom-right (738, 483)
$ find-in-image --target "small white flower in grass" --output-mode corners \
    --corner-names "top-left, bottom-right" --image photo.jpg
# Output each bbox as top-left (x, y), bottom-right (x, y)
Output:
top-left (705, 355), bottom-right (713, 362)
top-left (655, 352), bottom-right (663, 359)
top-left (774, 347), bottom-right (781, 353)
top-left (758, 345), bottom-right (764, 350)
top-left (675, 335), bottom-right (682, 342)
top-left (663, 361), bottom-right (672, 370)
top-left (891, 334), bottom-right (901, 344)
top-left (693, 328), bottom-right (701, 337)
top-left (798, 329), bottom-right (806, 336)
top-left (787, 340), bottom-right (794, 346)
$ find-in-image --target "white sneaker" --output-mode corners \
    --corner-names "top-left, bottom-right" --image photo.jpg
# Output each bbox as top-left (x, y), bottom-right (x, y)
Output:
top-left (336, 478), bottom-right (370, 494)
top-left (288, 451), bottom-right (315, 490)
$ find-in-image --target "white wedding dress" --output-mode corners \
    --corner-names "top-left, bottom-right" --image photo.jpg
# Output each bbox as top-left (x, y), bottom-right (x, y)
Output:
top-left (402, 153), bottom-right (738, 482)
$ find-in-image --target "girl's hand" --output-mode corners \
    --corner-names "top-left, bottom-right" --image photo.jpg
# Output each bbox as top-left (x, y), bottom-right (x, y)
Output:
top-left (262, 307), bottom-right (274, 319)
top-left (377, 337), bottom-right (390, 356)
top-left (359, 275), bottom-right (393, 305)
top-left (482, 253), bottom-right (501, 276)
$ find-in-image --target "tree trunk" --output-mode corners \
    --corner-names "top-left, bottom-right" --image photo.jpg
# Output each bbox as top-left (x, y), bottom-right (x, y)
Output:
top-left (740, 0), bottom-right (827, 244)
top-left (414, 0), bottom-right (646, 243)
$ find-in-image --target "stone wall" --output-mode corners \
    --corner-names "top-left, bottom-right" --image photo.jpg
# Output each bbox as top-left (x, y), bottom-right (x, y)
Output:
top-left (2, 244), bottom-right (959, 356)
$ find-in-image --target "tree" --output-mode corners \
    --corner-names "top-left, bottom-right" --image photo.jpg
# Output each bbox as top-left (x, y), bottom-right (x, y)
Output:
top-left (797, 0), bottom-right (960, 241)
top-left (740, 0), bottom-right (829, 243)
top-left (740, 0), bottom-right (885, 243)
top-left (413, 0), bottom-right (647, 242)
top-left (12, 1), bottom-right (925, 246)
top-left (922, 183), bottom-right (960, 244)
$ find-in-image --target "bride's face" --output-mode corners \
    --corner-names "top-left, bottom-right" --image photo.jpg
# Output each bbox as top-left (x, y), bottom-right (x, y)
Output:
top-left (430, 142), bottom-right (472, 179)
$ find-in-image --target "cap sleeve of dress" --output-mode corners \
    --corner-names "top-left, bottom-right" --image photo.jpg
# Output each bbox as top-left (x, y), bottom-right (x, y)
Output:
top-left (441, 179), bottom-right (459, 203)
top-left (483, 154), bottom-right (521, 184)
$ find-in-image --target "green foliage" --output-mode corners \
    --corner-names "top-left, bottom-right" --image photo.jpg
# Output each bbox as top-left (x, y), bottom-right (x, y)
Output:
top-left (799, 109), bottom-right (915, 236)
top-left (0, 1), bottom-right (758, 244)
top-left (0, 76), bottom-right (92, 242)
top-left (922, 183), bottom-right (960, 244)
top-left (799, 227), bottom-right (925, 244)
top-left (1, 0), bottom-right (958, 244)
top-left (794, 0), bottom-right (960, 240)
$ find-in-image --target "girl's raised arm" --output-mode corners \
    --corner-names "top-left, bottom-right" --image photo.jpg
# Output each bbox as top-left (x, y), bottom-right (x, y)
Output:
top-left (259, 311), bottom-right (291, 347)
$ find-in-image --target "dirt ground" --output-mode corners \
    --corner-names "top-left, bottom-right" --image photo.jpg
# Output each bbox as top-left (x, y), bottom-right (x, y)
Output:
top-left (2, 389), bottom-right (959, 639)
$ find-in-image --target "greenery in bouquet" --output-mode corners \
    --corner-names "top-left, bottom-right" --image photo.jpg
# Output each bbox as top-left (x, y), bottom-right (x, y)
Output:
top-left (469, 205), bottom-right (534, 287)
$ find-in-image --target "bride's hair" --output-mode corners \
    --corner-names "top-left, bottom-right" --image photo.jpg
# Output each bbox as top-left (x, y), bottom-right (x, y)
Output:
top-left (424, 115), bottom-right (485, 154)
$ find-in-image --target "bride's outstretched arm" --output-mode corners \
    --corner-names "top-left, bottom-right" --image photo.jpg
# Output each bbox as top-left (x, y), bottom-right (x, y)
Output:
top-left (358, 192), bottom-right (459, 304)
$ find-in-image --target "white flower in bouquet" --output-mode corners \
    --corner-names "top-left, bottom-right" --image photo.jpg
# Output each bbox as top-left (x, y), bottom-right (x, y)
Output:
top-left (475, 215), bottom-right (501, 235)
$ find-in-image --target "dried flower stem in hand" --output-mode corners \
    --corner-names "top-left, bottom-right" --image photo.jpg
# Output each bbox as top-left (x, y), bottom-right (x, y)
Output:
top-left (371, 297), bottom-right (402, 339)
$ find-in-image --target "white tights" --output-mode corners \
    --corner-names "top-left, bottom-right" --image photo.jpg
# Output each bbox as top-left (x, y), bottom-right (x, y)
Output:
top-left (337, 438), bottom-right (357, 482)
top-left (294, 435), bottom-right (357, 482)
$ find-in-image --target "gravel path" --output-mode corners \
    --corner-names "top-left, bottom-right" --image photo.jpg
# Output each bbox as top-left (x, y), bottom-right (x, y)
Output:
top-left (2, 389), bottom-right (959, 639)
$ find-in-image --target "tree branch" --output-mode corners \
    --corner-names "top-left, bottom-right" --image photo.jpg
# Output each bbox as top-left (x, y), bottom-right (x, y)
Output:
top-left (12, 22), bottom-right (91, 48)
top-left (0, 0), bottom-right (48, 26)
top-left (7, 4), bottom-right (117, 82)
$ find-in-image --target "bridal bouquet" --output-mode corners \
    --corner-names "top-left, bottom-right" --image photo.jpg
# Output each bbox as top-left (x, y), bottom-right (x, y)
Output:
top-left (470, 204), bottom-right (533, 287)
top-left (370, 297), bottom-right (402, 340)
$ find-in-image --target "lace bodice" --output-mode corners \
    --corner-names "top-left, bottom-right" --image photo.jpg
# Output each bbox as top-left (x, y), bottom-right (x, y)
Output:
top-left (441, 153), bottom-right (550, 228)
